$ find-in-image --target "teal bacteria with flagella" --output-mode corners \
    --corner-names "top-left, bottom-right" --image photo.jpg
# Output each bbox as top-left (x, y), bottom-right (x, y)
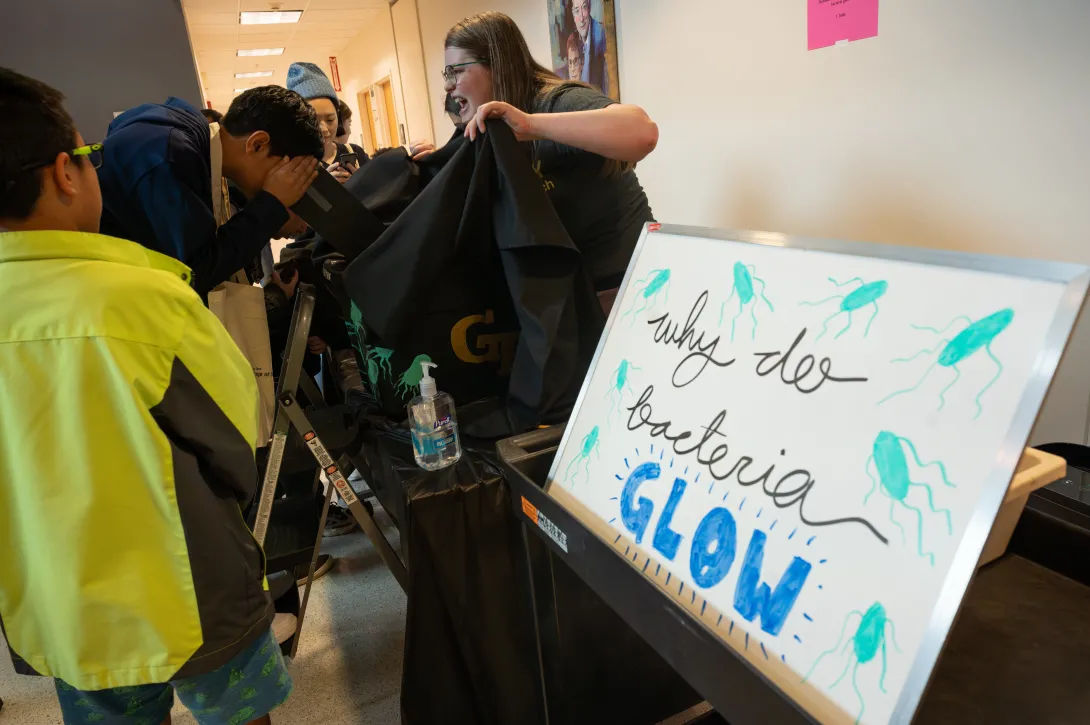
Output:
top-left (620, 268), bottom-right (671, 326)
top-left (564, 425), bottom-right (601, 486)
top-left (605, 359), bottom-right (641, 422)
top-left (878, 309), bottom-right (1014, 418)
top-left (803, 603), bottom-right (902, 725)
top-left (719, 262), bottom-right (774, 341)
top-left (865, 431), bottom-right (955, 566)
top-left (800, 277), bottom-right (888, 341)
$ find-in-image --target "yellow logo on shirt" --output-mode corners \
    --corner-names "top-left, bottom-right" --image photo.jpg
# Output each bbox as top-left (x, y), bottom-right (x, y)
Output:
top-left (532, 160), bottom-right (555, 192)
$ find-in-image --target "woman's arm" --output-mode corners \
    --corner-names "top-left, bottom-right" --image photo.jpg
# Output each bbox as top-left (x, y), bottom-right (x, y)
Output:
top-left (531, 104), bottom-right (658, 163)
top-left (466, 101), bottom-right (659, 163)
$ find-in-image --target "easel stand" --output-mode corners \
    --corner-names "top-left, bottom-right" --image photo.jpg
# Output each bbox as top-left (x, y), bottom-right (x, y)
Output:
top-left (253, 284), bottom-right (408, 655)
top-left (498, 427), bottom-right (812, 725)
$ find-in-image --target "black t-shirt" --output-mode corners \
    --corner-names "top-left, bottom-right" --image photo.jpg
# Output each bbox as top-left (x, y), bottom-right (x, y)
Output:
top-left (532, 85), bottom-right (655, 291)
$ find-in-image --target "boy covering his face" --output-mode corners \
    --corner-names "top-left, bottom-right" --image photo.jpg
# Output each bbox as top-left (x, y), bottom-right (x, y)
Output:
top-left (98, 85), bottom-right (322, 298)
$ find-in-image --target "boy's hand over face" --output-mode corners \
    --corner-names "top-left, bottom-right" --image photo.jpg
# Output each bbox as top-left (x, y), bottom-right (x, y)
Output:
top-left (263, 156), bottom-right (320, 208)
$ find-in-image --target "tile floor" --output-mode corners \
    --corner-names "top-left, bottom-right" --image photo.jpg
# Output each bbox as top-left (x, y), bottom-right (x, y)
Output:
top-left (0, 511), bottom-right (406, 725)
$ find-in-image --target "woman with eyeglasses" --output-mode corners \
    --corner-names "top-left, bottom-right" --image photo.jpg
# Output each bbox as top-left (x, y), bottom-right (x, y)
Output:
top-left (443, 11), bottom-right (658, 307)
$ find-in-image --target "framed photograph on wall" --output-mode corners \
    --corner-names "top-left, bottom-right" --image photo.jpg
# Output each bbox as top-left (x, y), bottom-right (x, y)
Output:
top-left (548, 0), bottom-right (620, 100)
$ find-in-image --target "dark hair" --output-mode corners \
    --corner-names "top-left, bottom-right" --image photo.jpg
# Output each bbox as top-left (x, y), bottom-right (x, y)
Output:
top-left (222, 85), bottom-right (323, 159)
top-left (335, 99), bottom-right (352, 137)
top-left (0, 67), bottom-right (81, 220)
top-left (445, 12), bottom-right (564, 116)
top-left (445, 12), bottom-right (628, 175)
top-left (201, 108), bottom-right (223, 123)
top-left (565, 31), bottom-right (584, 60)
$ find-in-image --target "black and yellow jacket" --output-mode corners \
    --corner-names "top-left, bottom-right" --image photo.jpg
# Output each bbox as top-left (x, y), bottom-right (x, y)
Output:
top-left (0, 230), bottom-right (271, 690)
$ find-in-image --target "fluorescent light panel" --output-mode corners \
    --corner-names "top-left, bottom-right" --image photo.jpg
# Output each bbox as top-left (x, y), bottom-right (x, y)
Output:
top-left (237, 48), bottom-right (285, 57)
top-left (239, 11), bottom-right (302, 25)
top-left (235, 71), bottom-right (273, 78)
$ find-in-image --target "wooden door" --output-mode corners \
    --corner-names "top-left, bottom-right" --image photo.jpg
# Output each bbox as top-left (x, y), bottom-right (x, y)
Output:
top-left (357, 89), bottom-right (377, 155)
top-left (379, 79), bottom-right (399, 147)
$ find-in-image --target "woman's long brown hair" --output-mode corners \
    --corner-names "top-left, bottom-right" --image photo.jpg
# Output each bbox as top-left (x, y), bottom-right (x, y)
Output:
top-left (445, 11), bottom-right (629, 176)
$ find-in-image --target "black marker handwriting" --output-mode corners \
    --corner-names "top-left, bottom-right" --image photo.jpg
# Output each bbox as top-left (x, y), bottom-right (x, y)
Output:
top-left (647, 291), bottom-right (735, 388)
top-left (753, 329), bottom-right (868, 394)
top-left (626, 385), bottom-right (888, 545)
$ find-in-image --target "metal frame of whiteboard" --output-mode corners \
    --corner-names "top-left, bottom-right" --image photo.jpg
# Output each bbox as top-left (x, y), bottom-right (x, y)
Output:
top-left (545, 224), bottom-right (1090, 725)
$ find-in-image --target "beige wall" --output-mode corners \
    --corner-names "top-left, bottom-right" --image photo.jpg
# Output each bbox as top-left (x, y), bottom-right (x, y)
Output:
top-left (336, 2), bottom-right (440, 150)
top-left (391, 0), bottom-right (437, 145)
top-left (338, 16), bottom-right (405, 149)
top-left (416, 0), bottom-right (552, 140)
top-left (415, 0), bottom-right (1090, 445)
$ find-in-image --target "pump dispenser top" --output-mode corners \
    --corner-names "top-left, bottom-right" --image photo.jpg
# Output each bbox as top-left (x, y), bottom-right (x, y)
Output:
top-left (418, 361), bottom-right (438, 398)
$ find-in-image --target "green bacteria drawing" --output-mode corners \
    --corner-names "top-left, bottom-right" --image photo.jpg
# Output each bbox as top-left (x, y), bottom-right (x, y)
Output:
top-left (367, 347), bottom-right (395, 387)
top-left (865, 431), bottom-right (955, 566)
top-left (261, 653), bottom-right (279, 677)
top-left (804, 603), bottom-right (902, 725)
top-left (720, 262), bottom-right (774, 341)
top-left (395, 354), bottom-right (433, 399)
top-left (620, 268), bottom-right (671, 326)
top-left (800, 277), bottom-right (888, 342)
top-left (605, 359), bottom-right (641, 422)
top-left (879, 309), bottom-right (1014, 419)
top-left (564, 425), bottom-right (601, 486)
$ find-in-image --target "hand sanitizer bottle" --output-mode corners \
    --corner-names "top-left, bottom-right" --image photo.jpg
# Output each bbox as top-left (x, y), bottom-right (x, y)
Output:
top-left (407, 361), bottom-right (462, 471)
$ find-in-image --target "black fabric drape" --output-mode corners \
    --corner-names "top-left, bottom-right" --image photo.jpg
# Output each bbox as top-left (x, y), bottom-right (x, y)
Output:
top-left (343, 121), bottom-right (603, 437)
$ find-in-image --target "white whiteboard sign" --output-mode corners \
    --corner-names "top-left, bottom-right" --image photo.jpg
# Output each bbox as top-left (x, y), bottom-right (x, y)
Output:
top-left (547, 226), bottom-right (1087, 725)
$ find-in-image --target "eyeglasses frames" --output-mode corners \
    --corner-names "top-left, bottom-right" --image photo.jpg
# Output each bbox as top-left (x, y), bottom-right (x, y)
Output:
top-left (20, 143), bottom-right (104, 174)
top-left (442, 60), bottom-right (486, 84)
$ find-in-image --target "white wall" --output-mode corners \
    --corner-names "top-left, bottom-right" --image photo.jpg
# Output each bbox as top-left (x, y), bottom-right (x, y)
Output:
top-left (413, 0), bottom-right (1090, 445)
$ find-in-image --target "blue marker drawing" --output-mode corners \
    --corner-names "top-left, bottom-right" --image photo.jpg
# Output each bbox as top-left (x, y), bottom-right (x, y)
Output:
top-left (719, 262), bottom-right (774, 341)
top-left (563, 426), bottom-right (601, 487)
top-left (865, 431), bottom-right (954, 566)
top-left (620, 268), bottom-right (671, 326)
top-left (803, 603), bottom-right (902, 725)
top-left (605, 359), bottom-right (642, 422)
top-left (879, 308), bottom-right (1014, 419)
top-left (800, 277), bottom-right (888, 341)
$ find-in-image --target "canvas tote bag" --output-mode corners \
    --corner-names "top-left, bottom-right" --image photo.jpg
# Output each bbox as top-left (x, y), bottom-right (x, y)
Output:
top-left (208, 282), bottom-right (276, 445)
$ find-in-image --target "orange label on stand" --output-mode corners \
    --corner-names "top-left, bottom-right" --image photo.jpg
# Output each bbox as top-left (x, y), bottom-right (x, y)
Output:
top-left (521, 496), bottom-right (538, 523)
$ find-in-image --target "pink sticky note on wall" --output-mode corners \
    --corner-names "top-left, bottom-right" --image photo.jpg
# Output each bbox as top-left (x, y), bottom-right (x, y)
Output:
top-left (808, 0), bottom-right (879, 50)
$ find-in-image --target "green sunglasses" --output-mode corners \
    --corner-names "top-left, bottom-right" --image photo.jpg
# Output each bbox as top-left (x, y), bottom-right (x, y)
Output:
top-left (20, 143), bottom-right (104, 173)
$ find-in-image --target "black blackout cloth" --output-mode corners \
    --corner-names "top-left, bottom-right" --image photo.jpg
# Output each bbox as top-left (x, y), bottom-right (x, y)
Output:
top-left (342, 121), bottom-right (604, 437)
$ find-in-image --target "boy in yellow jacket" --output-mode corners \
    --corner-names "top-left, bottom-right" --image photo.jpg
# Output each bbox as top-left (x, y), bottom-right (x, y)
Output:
top-left (0, 68), bottom-right (314, 725)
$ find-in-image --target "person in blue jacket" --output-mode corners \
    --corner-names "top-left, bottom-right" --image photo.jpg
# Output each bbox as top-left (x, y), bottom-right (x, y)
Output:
top-left (98, 87), bottom-right (323, 298)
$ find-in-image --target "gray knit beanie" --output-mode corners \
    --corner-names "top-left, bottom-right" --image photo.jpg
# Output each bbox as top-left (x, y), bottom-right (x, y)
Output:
top-left (286, 62), bottom-right (338, 105)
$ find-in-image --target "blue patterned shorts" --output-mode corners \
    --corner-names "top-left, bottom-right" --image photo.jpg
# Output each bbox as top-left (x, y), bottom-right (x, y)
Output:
top-left (54, 629), bottom-right (291, 725)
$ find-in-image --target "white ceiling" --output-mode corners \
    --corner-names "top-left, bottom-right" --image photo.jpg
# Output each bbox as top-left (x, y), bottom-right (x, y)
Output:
top-left (182, 0), bottom-right (388, 112)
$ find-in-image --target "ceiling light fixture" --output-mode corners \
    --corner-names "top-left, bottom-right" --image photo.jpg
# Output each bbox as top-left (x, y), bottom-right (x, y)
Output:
top-left (237, 48), bottom-right (285, 57)
top-left (235, 71), bottom-right (274, 78)
top-left (239, 10), bottom-right (302, 25)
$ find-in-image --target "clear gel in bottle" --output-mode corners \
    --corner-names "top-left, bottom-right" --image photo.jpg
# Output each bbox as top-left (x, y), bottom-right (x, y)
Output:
top-left (407, 361), bottom-right (462, 471)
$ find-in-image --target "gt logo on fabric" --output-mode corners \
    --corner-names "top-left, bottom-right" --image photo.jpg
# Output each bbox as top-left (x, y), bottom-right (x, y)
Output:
top-left (451, 309), bottom-right (518, 376)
